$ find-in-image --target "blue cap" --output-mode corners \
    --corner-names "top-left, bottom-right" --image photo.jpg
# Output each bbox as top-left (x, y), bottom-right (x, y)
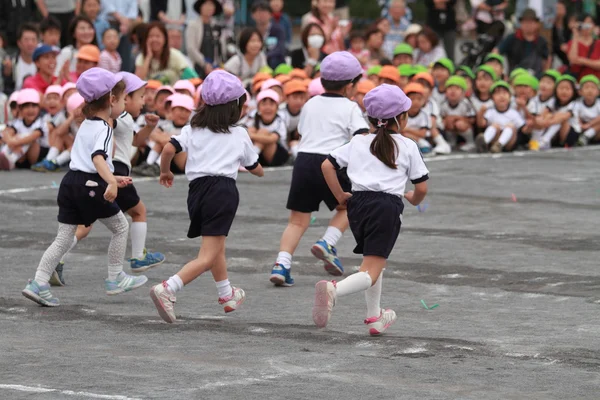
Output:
top-left (33, 44), bottom-right (60, 62)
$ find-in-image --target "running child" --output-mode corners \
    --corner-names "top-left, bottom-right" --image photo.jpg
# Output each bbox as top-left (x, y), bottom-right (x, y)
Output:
top-left (576, 74), bottom-right (600, 146)
top-left (22, 68), bottom-right (148, 306)
top-left (314, 84), bottom-right (429, 335)
top-left (149, 70), bottom-right (264, 323)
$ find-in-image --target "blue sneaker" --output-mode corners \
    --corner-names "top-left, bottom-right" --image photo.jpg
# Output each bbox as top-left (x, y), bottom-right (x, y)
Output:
top-left (130, 249), bottom-right (166, 273)
top-left (311, 239), bottom-right (344, 276)
top-left (49, 262), bottom-right (66, 287)
top-left (105, 272), bottom-right (148, 295)
top-left (31, 159), bottom-right (59, 172)
top-left (269, 263), bottom-right (294, 287)
top-left (22, 279), bottom-right (60, 307)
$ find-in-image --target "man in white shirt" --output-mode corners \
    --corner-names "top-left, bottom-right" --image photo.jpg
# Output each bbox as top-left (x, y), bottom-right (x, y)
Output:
top-left (2, 23), bottom-right (39, 93)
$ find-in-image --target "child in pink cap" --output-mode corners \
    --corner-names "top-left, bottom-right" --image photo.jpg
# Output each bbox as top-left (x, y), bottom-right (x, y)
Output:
top-left (31, 85), bottom-right (69, 172)
top-left (149, 70), bottom-right (264, 324)
top-left (315, 84), bottom-right (429, 336)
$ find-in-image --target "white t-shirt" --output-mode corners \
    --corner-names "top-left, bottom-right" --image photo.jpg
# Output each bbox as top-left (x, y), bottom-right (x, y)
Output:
top-left (440, 98), bottom-right (476, 118)
top-left (14, 56), bottom-right (37, 90)
top-left (527, 95), bottom-right (555, 116)
top-left (551, 101), bottom-right (580, 132)
top-left (470, 94), bottom-right (494, 114)
top-left (171, 125), bottom-right (259, 181)
top-left (406, 110), bottom-right (431, 136)
top-left (69, 117), bottom-right (115, 173)
top-left (40, 111), bottom-right (67, 148)
top-left (244, 110), bottom-right (289, 150)
top-left (483, 107), bottom-right (526, 129)
top-left (113, 111), bottom-right (136, 169)
top-left (158, 119), bottom-right (187, 137)
top-left (575, 98), bottom-right (600, 124)
top-left (8, 116), bottom-right (47, 147)
top-left (329, 133), bottom-right (430, 197)
top-left (278, 103), bottom-right (302, 137)
top-left (297, 94), bottom-right (369, 155)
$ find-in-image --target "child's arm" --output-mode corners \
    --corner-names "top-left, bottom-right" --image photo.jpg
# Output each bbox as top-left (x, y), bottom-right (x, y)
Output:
top-left (321, 158), bottom-right (351, 206)
top-left (402, 127), bottom-right (428, 138)
top-left (158, 142), bottom-right (176, 188)
top-left (542, 111), bottom-right (571, 127)
top-left (6, 129), bottom-right (42, 148)
top-left (133, 114), bottom-right (159, 147)
top-left (477, 106), bottom-right (488, 128)
top-left (404, 181), bottom-right (428, 206)
top-left (92, 155), bottom-right (118, 202)
top-left (249, 130), bottom-right (279, 145)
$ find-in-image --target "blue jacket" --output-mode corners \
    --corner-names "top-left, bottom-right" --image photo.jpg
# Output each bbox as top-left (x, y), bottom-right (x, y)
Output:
top-left (265, 23), bottom-right (287, 69)
top-left (272, 13), bottom-right (292, 45)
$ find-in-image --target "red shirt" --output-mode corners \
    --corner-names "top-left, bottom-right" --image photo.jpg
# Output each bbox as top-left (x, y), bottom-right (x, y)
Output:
top-left (22, 73), bottom-right (58, 94)
top-left (566, 39), bottom-right (600, 80)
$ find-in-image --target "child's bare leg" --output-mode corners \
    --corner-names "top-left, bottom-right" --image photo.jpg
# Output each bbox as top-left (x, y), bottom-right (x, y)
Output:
top-left (280, 211), bottom-right (311, 255)
top-left (260, 142), bottom-right (278, 163)
top-left (177, 236), bottom-right (226, 284)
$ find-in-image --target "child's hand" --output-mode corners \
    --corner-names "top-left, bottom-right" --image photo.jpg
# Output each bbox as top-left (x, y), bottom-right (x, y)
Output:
top-left (159, 171), bottom-right (174, 188)
top-left (492, 123), bottom-right (501, 130)
top-left (145, 114), bottom-right (160, 128)
top-left (104, 183), bottom-right (118, 202)
top-left (336, 192), bottom-right (352, 207)
top-left (404, 190), bottom-right (415, 205)
top-left (115, 176), bottom-right (133, 188)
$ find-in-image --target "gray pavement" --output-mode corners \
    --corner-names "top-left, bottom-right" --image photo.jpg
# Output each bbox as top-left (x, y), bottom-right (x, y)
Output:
top-left (1, 147), bottom-right (600, 400)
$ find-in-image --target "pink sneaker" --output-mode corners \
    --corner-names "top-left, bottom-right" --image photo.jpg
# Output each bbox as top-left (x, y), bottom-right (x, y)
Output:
top-left (219, 286), bottom-right (245, 313)
top-left (364, 309), bottom-right (397, 336)
top-left (312, 280), bottom-right (336, 328)
top-left (150, 282), bottom-right (177, 323)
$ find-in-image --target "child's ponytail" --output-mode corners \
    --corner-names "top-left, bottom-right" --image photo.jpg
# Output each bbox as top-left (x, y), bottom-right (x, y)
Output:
top-left (367, 116), bottom-right (399, 170)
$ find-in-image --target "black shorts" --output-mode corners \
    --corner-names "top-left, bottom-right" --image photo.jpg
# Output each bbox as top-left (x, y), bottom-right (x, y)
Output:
top-left (15, 146), bottom-right (49, 169)
top-left (259, 143), bottom-right (289, 167)
top-left (551, 127), bottom-right (580, 147)
top-left (113, 161), bottom-right (140, 212)
top-left (187, 176), bottom-right (239, 238)
top-left (57, 170), bottom-right (121, 227)
top-left (286, 152), bottom-right (351, 213)
top-left (347, 191), bottom-right (404, 259)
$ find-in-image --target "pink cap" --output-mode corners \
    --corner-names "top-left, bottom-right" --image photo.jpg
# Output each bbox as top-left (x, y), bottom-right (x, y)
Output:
top-left (8, 90), bottom-right (20, 105)
top-left (66, 93), bottom-right (85, 114)
top-left (260, 78), bottom-right (282, 91)
top-left (173, 80), bottom-right (195, 95)
top-left (308, 78), bottom-right (325, 97)
top-left (156, 85), bottom-right (175, 95)
top-left (169, 93), bottom-right (195, 112)
top-left (62, 82), bottom-right (76, 92)
top-left (45, 85), bottom-right (63, 97)
top-left (17, 88), bottom-right (41, 105)
top-left (257, 89), bottom-right (280, 104)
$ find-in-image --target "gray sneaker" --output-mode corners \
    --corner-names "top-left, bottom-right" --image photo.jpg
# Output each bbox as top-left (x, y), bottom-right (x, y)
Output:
top-left (22, 279), bottom-right (60, 307)
top-left (49, 262), bottom-right (66, 287)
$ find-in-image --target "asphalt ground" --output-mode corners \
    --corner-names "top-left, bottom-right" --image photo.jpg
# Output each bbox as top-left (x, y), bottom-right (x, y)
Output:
top-left (1, 147), bottom-right (600, 400)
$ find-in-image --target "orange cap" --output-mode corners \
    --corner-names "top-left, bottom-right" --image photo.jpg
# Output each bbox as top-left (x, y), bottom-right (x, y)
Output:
top-left (289, 68), bottom-right (309, 79)
top-left (403, 82), bottom-right (425, 95)
top-left (146, 80), bottom-right (161, 90)
top-left (411, 72), bottom-right (434, 87)
top-left (356, 79), bottom-right (376, 95)
top-left (275, 75), bottom-right (292, 84)
top-left (77, 44), bottom-right (100, 62)
top-left (378, 65), bottom-right (400, 83)
top-left (284, 80), bottom-right (308, 96)
top-left (303, 78), bottom-right (312, 88)
top-left (189, 77), bottom-right (203, 87)
top-left (252, 72), bottom-right (272, 85)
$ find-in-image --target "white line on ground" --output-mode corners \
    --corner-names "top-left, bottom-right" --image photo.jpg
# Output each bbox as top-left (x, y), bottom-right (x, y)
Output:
top-left (0, 384), bottom-right (142, 400)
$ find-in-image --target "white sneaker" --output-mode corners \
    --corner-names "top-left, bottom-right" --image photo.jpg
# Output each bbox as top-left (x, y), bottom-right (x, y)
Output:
top-left (539, 138), bottom-right (551, 150)
top-left (433, 140), bottom-right (451, 155)
top-left (150, 282), bottom-right (177, 323)
top-left (219, 286), bottom-right (246, 313)
top-left (364, 309), bottom-right (397, 336)
top-left (312, 280), bottom-right (336, 328)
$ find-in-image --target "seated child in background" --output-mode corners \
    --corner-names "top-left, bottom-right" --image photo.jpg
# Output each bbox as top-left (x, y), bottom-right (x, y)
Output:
top-left (348, 32), bottom-right (370, 68)
top-left (523, 70), bottom-right (558, 150)
top-left (402, 83), bottom-right (432, 153)
top-left (470, 66), bottom-right (496, 125)
top-left (173, 80), bottom-right (195, 98)
top-left (512, 74), bottom-right (538, 119)
top-left (440, 76), bottom-right (476, 151)
top-left (5, 91), bottom-right (20, 124)
top-left (398, 64), bottom-right (414, 89)
top-left (279, 80), bottom-right (308, 159)
top-left (246, 89), bottom-right (289, 167)
top-left (61, 82), bottom-right (77, 102)
top-left (354, 80), bottom-right (377, 125)
top-left (457, 66), bottom-right (475, 97)
top-left (367, 66), bottom-right (381, 86)
top-left (98, 28), bottom-right (122, 73)
top-left (308, 78), bottom-right (325, 97)
top-left (68, 45), bottom-right (100, 82)
top-left (392, 44), bottom-right (413, 67)
top-left (576, 74), bottom-right (600, 146)
top-left (537, 75), bottom-right (580, 149)
top-left (411, 73), bottom-right (451, 155)
top-left (378, 65), bottom-right (401, 86)
top-left (476, 81), bottom-right (525, 153)
top-left (141, 80), bottom-right (161, 115)
top-left (431, 58), bottom-right (454, 105)
top-left (261, 79), bottom-right (284, 102)
top-left (484, 54), bottom-right (505, 81)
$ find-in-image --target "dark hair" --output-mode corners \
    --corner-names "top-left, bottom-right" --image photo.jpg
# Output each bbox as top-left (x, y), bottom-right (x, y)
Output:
top-left (578, 13), bottom-right (594, 23)
top-left (554, 79), bottom-right (578, 106)
top-left (239, 27), bottom-right (263, 54)
top-left (301, 23), bottom-right (325, 49)
top-left (129, 22), bottom-right (148, 45)
top-left (364, 27), bottom-right (383, 42)
top-left (82, 80), bottom-right (126, 118)
top-left (418, 27), bottom-right (440, 48)
top-left (190, 94), bottom-right (247, 133)
top-left (40, 16), bottom-right (62, 34)
top-left (415, 78), bottom-right (433, 90)
top-left (141, 22), bottom-right (170, 70)
top-left (311, 3), bottom-right (324, 23)
top-left (321, 74), bottom-right (362, 91)
top-left (102, 27), bottom-right (119, 39)
top-left (251, 0), bottom-right (272, 13)
top-left (17, 23), bottom-right (39, 41)
top-left (69, 15), bottom-right (98, 47)
top-left (350, 31), bottom-right (364, 42)
top-left (367, 115), bottom-right (404, 169)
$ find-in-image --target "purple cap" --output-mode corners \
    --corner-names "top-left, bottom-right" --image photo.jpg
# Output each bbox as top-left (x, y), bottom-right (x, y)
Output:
top-left (201, 70), bottom-right (245, 105)
top-left (320, 51), bottom-right (362, 81)
top-left (364, 84), bottom-right (412, 120)
top-left (76, 68), bottom-right (121, 102)
top-left (116, 72), bottom-right (147, 95)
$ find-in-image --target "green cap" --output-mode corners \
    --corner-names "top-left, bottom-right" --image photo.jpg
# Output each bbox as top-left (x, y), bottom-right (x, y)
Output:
top-left (367, 65), bottom-right (382, 76)
top-left (433, 57), bottom-right (455, 74)
top-left (393, 43), bottom-right (414, 56)
top-left (398, 64), bottom-right (415, 77)
top-left (513, 74), bottom-right (539, 91)
top-left (274, 63), bottom-right (293, 76)
top-left (315, 63), bottom-right (321, 72)
top-left (476, 65), bottom-right (498, 82)
top-left (509, 68), bottom-right (528, 81)
top-left (485, 53), bottom-right (505, 65)
top-left (445, 75), bottom-right (467, 91)
top-left (457, 65), bottom-right (475, 80)
top-left (490, 80), bottom-right (511, 94)
top-left (580, 74), bottom-right (600, 87)
top-left (557, 74), bottom-right (577, 85)
top-left (259, 66), bottom-right (274, 75)
top-left (413, 65), bottom-right (428, 74)
top-left (542, 69), bottom-right (561, 81)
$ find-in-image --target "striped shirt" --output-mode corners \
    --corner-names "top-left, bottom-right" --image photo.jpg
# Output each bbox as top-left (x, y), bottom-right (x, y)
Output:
top-left (98, 50), bottom-right (123, 74)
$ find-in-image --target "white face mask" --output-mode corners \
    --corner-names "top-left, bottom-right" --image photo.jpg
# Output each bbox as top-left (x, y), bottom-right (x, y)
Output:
top-left (307, 35), bottom-right (325, 49)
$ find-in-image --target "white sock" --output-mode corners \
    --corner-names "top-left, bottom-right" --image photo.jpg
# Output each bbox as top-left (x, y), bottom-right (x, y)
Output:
top-left (155, 155), bottom-right (161, 166)
top-left (433, 134), bottom-right (447, 145)
top-left (336, 271), bottom-right (372, 297)
top-left (541, 124), bottom-right (561, 143)
top-left (215, 279), bottom-right (232, 298)
top-left (252, 145), bottom-right (261, 154)
top-left (483, 126), bottom-right (497, 144)
top-left (130, 222), bottom-right (147, 259)
top-left (498, 127), bottom-right (514, 146)
top-left (276, 251), bottom-right (292, 269)
top-left (322, 226), bottom-right (342, 247)
top-left (584, 127), bottom-right (596, 139)
top-left (291, 144), bottom-right (299, 158)
top-left (147, 149), bottom-right (160, 164)
top-left (166, 274), bottom-right (184, 293)
top-left (46, 146), bottom-right (60, 161)
top-left (55, 150), bottom-right (71, 166)
top-left (365, 271), bottom-right (383, 318)
top-left (60, 236), bottom-right (78, 263)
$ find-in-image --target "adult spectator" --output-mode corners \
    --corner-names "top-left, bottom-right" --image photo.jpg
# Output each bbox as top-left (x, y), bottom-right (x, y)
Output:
top-left (334, 0), bottom-right (350, 20)
top-left (290, 23), bottom-right (327, 76)
top-left (302, 0), bottom-right (349, 54)
top-left (270, 0), bottom-right (292, 45)
top-left (364, 27), bottom-right (386, 64)
top-left (373, 18), bottom-right (393, 59)
top-left (151, 0), bottom-right (187, 29)
top-left (0, 0), bottom-right (38, 50)
top-left (251, 1), bottom-right (287, 69)
top-left (186, 0), bottom-right (224, 78)
top-left (495, 9), bottom-right (550, 77)
top-left (100, 0), bottom-right (138, 72)
top-left (23, 44), bottom-right (61, 93)
top-left (567, 14), bottom-right (600, 80)
top-left (2, 23), bottom-right (39, 93)
top-left (135, 21), bottom-right (198, 84)
top-left (40, 16), bottom-right (63, 47)
top-left (54, 16), bottom-right (97, 79)
top-left (470, 0), bottom-right (507, 42)
top-left (385, 0), bottom-right (413, 57)
top-left (424, 0), bottom-right (457, 61)
top-left (515, 0), bottom-right (557, 53)
top-left (224, 28), bottom-right (267, 84)
top-left (81, 0), bottom-right (110, 49)
top-left (553, 0), bottom-right (573, 67)
top-left (36, 0), bottom-right (81, 47)
top-left (414, 26), bottom-right (447, 66)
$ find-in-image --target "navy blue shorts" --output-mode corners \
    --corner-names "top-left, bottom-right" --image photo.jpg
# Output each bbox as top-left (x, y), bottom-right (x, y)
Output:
top-left (187, 176), bottom-right (240, 238)
top-left (113, 161), bottom-right (140, 212)
top-left (286, 152), bottom-right (351, 213)
top-left (347, 191), bottom-right (404, 259)
top-left (57, 170), bottom-right (121, 227)
top-left (259, 143), bottom-right (289, 167)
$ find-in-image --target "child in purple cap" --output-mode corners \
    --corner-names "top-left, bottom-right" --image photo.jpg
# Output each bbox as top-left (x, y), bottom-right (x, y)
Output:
top-left (315, 84), bottom-right (430, 336)
top-left (270, 51), bottom-right (369, 287)
top-left (149, 70), bottom-right (264, 324)
top-left (22, 68), bottom-right (149, 307)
